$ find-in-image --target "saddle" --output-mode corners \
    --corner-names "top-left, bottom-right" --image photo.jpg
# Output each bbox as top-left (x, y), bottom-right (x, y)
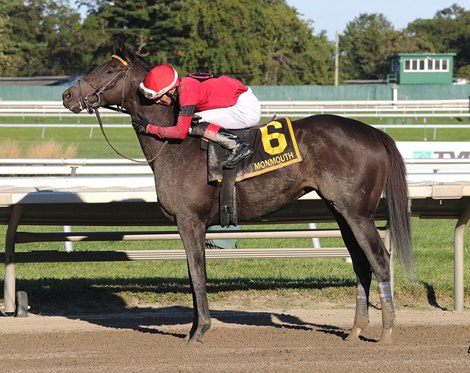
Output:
top-left (204, 118), bottom-right (302, 227)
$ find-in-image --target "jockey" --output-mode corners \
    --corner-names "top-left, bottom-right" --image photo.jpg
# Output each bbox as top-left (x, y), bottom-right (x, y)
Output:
top-left (135, 64), bottom-right (261, 169)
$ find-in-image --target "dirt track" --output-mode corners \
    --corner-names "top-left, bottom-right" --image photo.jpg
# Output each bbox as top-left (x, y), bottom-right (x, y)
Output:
top-left (0, 307), bottom-right (469, 372)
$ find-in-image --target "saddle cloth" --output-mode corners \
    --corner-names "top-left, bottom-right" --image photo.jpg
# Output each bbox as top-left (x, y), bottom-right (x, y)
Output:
top-left (207, 117), bottom-right (302, 182)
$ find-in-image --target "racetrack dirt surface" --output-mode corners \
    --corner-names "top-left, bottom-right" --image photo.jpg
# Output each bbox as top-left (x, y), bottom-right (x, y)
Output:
top-left (0, 306), bottom-right (469, 372)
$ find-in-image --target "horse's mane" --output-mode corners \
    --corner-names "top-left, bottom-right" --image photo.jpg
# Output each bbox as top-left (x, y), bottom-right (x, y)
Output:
top-left (114, 41), bottom-right (150, 72)
top-left (132, 53), bottom-right (150, 72)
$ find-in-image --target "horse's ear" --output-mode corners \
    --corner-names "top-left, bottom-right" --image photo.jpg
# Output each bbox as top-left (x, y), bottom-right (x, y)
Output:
top-left (113, 39), bottom-right (126, 56)
top-left (113, 39), bottom-right (135, 64)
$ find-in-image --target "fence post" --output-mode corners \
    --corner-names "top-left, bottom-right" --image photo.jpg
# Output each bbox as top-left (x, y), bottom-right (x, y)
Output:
top-left (64, 166), bottom-right (78, 252)
top-left (309, 223), bottom-right (321, 248)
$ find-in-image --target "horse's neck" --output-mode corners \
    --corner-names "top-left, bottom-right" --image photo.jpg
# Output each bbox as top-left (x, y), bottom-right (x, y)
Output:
top-left (136, 133), bottom-right (167, 160)
top-left (137, 132), bottom-right (205, 173)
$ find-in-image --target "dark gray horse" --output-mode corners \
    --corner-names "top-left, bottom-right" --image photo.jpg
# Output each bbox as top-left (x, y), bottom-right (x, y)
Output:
top-left (62, 43), bottom-right (412, 343)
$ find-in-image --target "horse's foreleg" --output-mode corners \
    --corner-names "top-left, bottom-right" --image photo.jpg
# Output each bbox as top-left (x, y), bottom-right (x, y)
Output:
top-left (178, 218), bottom-right (211, 343)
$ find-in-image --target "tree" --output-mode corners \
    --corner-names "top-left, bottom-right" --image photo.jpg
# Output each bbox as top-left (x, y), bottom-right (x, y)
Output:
top-left (1, 0), bottom-right (93, 76)
top-left (407, 4), bottom-right (470, 71)
top-left (78, 0), bottom-right (192, 67)
top-left (180, 0), bottom-right (334, 85)
top-left (79, 0), bottom-right (334, 85)
top-left (340, 13), bottom-right (398, 80)
top-left (0, 2), bottom-right (14, 74)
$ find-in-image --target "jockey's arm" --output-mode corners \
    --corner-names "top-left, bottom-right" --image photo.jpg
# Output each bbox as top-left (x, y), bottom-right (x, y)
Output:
top-left (146, 105), bottom-right (196, 139)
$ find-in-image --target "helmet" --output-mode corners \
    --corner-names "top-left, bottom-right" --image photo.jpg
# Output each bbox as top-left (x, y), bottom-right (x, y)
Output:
top-left (139, 64), bottom-right (179, 100)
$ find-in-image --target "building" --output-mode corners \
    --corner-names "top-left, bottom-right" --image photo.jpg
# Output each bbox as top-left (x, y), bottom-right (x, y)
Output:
top-left (388, 53), bottom-right (456, 85)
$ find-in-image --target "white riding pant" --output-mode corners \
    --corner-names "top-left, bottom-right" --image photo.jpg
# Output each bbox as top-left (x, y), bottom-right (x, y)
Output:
top-left (195, 88), bottom-right (261, 129)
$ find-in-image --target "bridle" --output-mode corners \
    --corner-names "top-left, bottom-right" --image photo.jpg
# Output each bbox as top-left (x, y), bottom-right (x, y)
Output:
top-left (77, 54), bottom-right (131, 114)
top-left (77, 55), bottom-right (167, 164)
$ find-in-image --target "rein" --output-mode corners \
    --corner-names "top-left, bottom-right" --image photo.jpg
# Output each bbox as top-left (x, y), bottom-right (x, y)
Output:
top-left (79, 55), bottom-right (166, 164)
top-left (94, 107), bottom-right (167, 164)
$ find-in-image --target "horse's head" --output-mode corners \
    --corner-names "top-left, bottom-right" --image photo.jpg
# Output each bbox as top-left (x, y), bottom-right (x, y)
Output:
top-left (62, 43), bottom-right (145, 114)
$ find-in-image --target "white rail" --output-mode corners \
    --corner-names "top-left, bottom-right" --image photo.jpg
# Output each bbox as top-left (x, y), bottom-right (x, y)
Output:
top-left (0, 156), bottom-right (470, 180)
top-left (0, 99), bottom-right (468, 118)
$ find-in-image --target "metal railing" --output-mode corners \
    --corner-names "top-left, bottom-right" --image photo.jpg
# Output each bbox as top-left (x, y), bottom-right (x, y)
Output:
top-left (0, 99), bottom-right (468, 117)
top-left (1, 156), bottom-right (470, 179)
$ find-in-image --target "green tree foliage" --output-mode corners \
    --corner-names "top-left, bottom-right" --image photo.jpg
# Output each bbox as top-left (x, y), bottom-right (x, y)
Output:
top-left (406, 4), bottom-right (470, 78)
top-left (1, 1), bottom-right (469, 83)
top-left (79, 0), bottom-right (333, 85)
top-left (0, 2), bottom-right (12, 74)
top-left (180, 0), bottom-right (333, 84)
top-left (340, 13), bottom-right (398, 80)
top-left (78, 0), bottom-right (192, 68)
top-left (2, 0), bottom-right (96, 76)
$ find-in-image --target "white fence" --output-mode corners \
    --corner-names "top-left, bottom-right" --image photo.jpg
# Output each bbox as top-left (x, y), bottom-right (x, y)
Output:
top-left (1, 154), bottom-right (470, 180)
top-left (1, 99), bottom-right (469, 141)
top-left (0, 99), bottom-right (468, 118)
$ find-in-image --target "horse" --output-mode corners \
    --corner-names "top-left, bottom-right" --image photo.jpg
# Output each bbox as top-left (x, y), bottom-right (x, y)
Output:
top-left (62, 43), bottom-right (413, 344)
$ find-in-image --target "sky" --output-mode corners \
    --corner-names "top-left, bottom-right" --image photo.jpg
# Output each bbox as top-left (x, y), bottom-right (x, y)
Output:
top-left (285, 0), bottom-right (469, 41)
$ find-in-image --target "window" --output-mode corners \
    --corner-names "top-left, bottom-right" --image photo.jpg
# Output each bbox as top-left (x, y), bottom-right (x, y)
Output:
top-left (402, 57), bottom-right (450, 72)
top-left (442, 59), bottom-right (448, 70)
top-left (427, 59), bottom-right (433, 70)
top-left (405, 60), bottom-right (411, 70)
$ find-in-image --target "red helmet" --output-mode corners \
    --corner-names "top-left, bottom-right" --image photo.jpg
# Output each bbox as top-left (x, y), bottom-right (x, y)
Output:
top-left (139, 64), bottom-right (179, 100)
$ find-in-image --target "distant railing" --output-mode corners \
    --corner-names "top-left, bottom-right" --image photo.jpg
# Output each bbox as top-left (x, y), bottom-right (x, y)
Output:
top-left (1, 155), bottom-right (469, 181)
top-left (0, 99), bottom-right (468, 117)
top-left (0, 99), bottom-right (468, 141)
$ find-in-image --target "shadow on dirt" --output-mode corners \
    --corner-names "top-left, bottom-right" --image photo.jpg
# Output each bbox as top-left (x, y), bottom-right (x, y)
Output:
top-left (420, 281), bottom-right (448, 311)
top-left (65, 305), bottom-right (348, 341)
top-left (4, 276), bottom-right (354, 340)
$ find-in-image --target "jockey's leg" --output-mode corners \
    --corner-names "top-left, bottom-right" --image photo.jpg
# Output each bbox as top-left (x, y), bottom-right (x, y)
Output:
top-left (190, 122), bottom-right (253, 168)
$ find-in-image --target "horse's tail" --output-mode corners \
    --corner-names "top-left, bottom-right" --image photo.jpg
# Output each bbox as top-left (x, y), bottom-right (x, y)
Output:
top-left (381, 134), bottom-right (414, 280)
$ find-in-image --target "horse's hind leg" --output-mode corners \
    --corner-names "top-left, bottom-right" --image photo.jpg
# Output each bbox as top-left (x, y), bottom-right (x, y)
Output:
top-left (342, 216), bottom-right (394, 343)
top-left (332, 211), bottom-right (372, 341)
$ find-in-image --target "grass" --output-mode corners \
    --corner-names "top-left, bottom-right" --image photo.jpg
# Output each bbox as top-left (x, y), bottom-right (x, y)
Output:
top-left (0, 115), bottom-right (469, 315)
top-left (0, 126), bottom-right (142, 158)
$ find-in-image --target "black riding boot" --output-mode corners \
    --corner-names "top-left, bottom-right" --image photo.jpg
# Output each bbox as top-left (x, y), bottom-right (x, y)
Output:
top-left (190, 122), bottom-right (253, 169)
top-left (214, 128), bottom-right (253, 168)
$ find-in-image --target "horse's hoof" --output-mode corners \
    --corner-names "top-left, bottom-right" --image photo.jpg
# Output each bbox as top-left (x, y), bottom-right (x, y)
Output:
top-left (185, 334), bottom-right (204, 345)
top-left (379, 329), bottom-right (393, 343)
top-left (345, 328), bottom-right (362, 343)
top-left (186, 324), bottom-right (210, 344)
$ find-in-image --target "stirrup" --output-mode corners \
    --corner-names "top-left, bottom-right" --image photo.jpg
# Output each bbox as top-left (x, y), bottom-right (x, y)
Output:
top-left (223, 144), bottom-right (253, 169)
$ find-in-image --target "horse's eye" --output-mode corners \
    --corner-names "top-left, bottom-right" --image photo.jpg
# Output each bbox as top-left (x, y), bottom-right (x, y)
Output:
top-left (105, 69), bottom-right (113, 74)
